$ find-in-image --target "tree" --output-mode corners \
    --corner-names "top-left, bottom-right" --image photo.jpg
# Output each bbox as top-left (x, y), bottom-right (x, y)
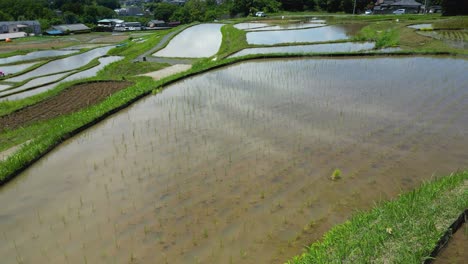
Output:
top-left (0, 10), bottom-right (14, 21)
top-left (152, 3), bottom-right (180, 21)
top-left (280, 0), bottom-right (304, 11)
top-left (252, 0), bottom-right (281, 13)
top-left (96, 0), bottom-right (120, 10)
top-left (441, 0), bottom-right (468, 15)
top-left (304, 0), bottom-right (316, 10)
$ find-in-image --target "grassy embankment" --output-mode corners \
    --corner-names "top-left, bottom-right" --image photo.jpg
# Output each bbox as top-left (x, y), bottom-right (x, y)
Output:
top-left (289, 171), bottom-right (467, 263)
top-left (217, 24), bottom-right (249, 58)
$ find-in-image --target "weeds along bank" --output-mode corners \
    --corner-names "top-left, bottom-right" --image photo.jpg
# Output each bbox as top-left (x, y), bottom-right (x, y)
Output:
top-left (288, 171), bottom-right (467, 263)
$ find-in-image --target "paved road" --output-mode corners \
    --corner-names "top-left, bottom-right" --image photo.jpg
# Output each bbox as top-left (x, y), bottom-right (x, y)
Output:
top-left (133, 25), bottom-right (195, 65)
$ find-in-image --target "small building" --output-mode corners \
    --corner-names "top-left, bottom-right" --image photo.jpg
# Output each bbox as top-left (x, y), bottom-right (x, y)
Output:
top-left (96, 19), bottom-right (124, 31)
top-left (0, 20), bottom-right (41, 35)
top-left (45, 24), bottom-right (91, 35)
top-left (114, 22), bottom-right (142, 31)
top-left (373, 0), bottom-right (422, 14)
top-left (147, 20), bottom-right (167, 28)
top-left (390, 0), bottom-right (422, 13)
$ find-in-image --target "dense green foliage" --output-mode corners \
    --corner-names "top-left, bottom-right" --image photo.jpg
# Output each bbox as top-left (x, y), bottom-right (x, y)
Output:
top-left (441, 0), bottom-right (468, 15)
top-left (0, 0), bottom-right (118, 29)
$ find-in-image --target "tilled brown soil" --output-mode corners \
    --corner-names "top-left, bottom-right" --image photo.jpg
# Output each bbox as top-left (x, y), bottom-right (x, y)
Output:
top-left (0, 81), bottom-right (133, 131)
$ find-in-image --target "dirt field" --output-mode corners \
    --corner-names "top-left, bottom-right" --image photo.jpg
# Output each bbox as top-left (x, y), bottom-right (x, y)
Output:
top-left (0, 81), bottom-right (133, 131)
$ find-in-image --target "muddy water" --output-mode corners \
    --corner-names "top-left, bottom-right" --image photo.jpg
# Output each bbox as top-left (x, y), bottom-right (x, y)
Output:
top-left (7, 46), bottom-right (113, 82)
top-left (229, 42), bottom-right (375, 58)
top-left (0, 57), bottom-right (467, 264)
top-left (247, 25), bottom-right (361, 45)
top-left (153, 24), bottom-right (224, 58)
top-left (433, 222), bottom-right (467, 263)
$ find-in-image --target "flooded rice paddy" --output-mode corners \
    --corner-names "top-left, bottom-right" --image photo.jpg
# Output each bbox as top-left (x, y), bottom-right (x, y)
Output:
top-left (0, 62), bottom-right (39, 75)
top-left (0, 57), bottom-right (467, 264)
top-left (229, 42), bottom-right (375, 58)
top-left (153, 24), bottom-right (224, 58)
top-left (247, 25), bottom-right (360, 45)
top-left (0, 72), bottom-right (70, 98)
top-left (6, 46), bottom-right (113, 82)
top-left (246, 23), bottom-right (325, 32)
top-left (0, 84), bottom-right (11, 91)
top-left (0, 50), bottom-right (78, 65)
top-left (234, 23), bottom-right (270, 30)
top-left (407, 24), bottom-right (433, 30)
top-left (0, 56), bottom-right (123, 101)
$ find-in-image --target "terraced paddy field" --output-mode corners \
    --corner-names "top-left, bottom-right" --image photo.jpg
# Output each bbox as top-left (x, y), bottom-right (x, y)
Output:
top-left (0, 56), bottom-right (466, 264)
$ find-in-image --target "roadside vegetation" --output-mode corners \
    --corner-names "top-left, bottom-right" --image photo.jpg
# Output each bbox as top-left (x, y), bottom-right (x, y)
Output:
top-left (289, 171), bottom-right (468, 263)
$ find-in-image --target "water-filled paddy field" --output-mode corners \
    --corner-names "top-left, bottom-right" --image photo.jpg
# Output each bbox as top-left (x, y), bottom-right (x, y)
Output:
top-left (0, 56), bottom-right (123, 101)
top-left (247, 25), bottom-right (361, 45)
top-left (0, 57), bottom-right (467, 263)
top-left (153, 24), bottom-right (224, 58)
top-left (229, 42), bottom-right (375, 58)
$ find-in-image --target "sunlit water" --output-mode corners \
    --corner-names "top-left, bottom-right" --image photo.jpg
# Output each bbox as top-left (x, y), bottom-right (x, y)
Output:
top-left (0, 50), bottom-right (78, 65)
top-left (234, 23), bottom-right (270, 30)
top-left (153, 24), bottom-right (224, 58)
top-left (246, 23), bottom-right (325, 31)
top-left (0, 62), bottom-right (39, 75)
top-left (0, 57), bottom-right (467, 264)
top-left (247, 25), bottom-right (360, 45)
top-left (0, 72), bottom-right (71, 98)
top-left (229, 42), bottom-right (375, 57)
top-left (0, 56), bottom-right (123, 101)
top-left (6, 46), bottom-right (113, 82)
top-left (407, 24), bottom-right (433, 29)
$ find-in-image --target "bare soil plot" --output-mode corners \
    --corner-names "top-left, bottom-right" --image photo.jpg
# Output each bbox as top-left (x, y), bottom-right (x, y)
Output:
top-left (0, 81), bottom-right (133, 131)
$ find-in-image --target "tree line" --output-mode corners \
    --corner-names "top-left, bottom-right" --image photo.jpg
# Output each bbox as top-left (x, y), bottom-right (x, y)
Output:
top-left (0, 0), bottom-right (466, 31)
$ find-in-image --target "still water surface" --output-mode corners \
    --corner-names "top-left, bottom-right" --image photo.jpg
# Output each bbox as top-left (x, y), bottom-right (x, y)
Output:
top-left (0, 57), bottom-right (467, 264)
top-left (153, 24), bottom-right (224, 58)
top-left (0, 50), bottom-right (77, 65)
top-left (229, 42), bottom-right (375, 57)
top-left (7, 46), bottom-right (113, 82)
top-left (247, 25), bottom-right (360, 45)
top-left (0, 56), bottom-right (123, 101)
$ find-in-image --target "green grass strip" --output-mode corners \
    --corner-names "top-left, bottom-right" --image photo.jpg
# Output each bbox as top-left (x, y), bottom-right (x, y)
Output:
top-left (288, 171), bottom-right (468, 264)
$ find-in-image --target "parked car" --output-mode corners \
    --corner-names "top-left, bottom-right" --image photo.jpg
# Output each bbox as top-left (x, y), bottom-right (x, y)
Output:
top-left (255, 11), bottom-right (266, 17)
top-left (393, 9), bottom-right (406, 14)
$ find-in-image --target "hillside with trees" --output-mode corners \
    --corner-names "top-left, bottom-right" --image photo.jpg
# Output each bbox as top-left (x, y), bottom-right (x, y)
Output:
top-left (1, 0), bottom-right (466, 32)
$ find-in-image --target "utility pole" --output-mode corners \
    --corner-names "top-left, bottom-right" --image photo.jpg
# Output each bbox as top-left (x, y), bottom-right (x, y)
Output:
top-left (353, 0), bottom-right (357, 15)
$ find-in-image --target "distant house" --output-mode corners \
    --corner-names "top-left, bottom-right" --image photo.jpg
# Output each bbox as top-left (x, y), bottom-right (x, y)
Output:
top-left (45, 24), bottom-right (91, 35)
top-left (114, 22), bottom-right (142, 31)
top-left (390, 0), bottom-right (422, 13)
top-left (0, 20), bottom-right (41, 35)
top-left (96, 19), bottom-right (124, 31)
top-left (373, 0), bottom-right (422, 14)
top-left (147, 20), bottom-right (167, 28)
